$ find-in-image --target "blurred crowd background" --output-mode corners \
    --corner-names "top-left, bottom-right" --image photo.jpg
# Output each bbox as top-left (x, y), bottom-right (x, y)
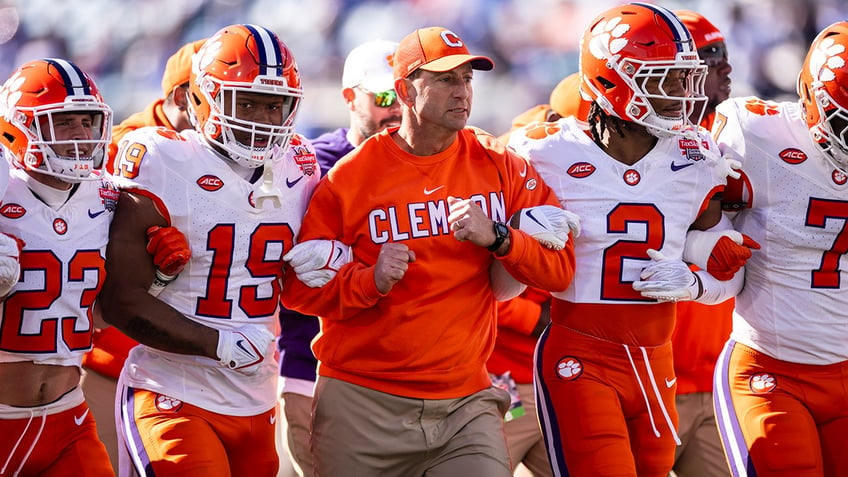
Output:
top-left (0, 0), bottom-right (844, 137)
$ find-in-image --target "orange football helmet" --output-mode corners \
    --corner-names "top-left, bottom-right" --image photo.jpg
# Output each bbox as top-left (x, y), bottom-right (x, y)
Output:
top-left (798, 21), bottom-right (848, 172)
top-left (0, 58), bottom-right (111, 182)
top-left (189, 24), bottom-right (302, 168)
top-left (579, 2), bottom-right (707, 137)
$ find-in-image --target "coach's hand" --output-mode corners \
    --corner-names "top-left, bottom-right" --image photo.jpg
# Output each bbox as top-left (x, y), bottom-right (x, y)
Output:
top-left (374, 243), bottom-right (415, 294)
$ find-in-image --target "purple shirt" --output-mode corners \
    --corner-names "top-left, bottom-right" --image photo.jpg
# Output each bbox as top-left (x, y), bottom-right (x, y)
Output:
top-left (278, 128), bottom-right (354, 382)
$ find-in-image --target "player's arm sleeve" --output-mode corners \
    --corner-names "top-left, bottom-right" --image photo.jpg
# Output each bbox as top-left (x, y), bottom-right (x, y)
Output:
top-left (280, 183), bottom-right (385, 321)
top-left (693, 267), bottom-right (744, 304)
top-left (99, 191), bottom-right (219, 360)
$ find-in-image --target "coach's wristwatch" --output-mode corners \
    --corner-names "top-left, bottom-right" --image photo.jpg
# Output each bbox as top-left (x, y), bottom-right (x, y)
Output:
top-left (487, 221), bottom-right (510, 252)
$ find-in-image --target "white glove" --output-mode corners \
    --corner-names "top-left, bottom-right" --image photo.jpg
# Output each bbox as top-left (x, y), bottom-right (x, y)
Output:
top-left (283, 239), bottom-right (351, 288)
top-left (0, 233), bottom-right (22, 297)
top-left (511, 205), bottom-right (581, 250)
top-left (216, 325), bottom-right (275, 375)
top-left (632, 249), bottom-right (701, 302)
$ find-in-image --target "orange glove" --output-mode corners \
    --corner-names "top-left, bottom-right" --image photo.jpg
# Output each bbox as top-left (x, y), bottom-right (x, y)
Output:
top-left (707, 234), bottom-right (760, 280)
top-left (146, 226), bottom-right (191, 276)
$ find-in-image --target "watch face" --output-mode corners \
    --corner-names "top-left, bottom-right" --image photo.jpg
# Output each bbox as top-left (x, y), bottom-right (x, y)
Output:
top-left (495, 222), bottom-right (509, 238)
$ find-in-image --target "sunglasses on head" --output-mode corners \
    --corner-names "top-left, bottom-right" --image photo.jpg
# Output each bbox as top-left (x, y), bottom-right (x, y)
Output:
top-left (357, 86), bottom-right (398, 108)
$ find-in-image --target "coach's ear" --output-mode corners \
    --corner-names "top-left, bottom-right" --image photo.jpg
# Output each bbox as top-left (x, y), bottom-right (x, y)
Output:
top-left (395, 77), bottom-right (414, 106)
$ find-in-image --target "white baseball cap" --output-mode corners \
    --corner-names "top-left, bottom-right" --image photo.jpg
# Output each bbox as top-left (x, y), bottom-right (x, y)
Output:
top-left (342, 39), bottom-right (399, 93)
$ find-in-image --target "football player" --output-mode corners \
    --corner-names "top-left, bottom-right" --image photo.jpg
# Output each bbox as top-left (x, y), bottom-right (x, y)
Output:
top-left (0, 58), bottom-right (185, 477)
top-left (508, 3), bottom-right (750, 476)
top-left (83, 38), bottom-right (205, 474)
top-left (100, 24), bottom-right (320, 477)
top-left (711, 21), bottom-right (848, 476)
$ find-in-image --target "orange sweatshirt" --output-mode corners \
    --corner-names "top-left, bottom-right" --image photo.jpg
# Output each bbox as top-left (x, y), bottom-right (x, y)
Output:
top-left (282, 127), bottom-right (575, 400)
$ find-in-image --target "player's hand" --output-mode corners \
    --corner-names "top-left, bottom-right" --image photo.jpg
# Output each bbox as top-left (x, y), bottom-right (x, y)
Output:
top-left (0, 233), bottom-right (24, 297)
top-left (373, 243), bottom-right (415, 294)
top-left (146, 226), bottom-right (191, 276)
top-left (510, 205), bottom-right (580, 250)
top-left (632, 249), bottom-right (700, 302)
top-left (707, 232), bottom-right (760, 280)
top-left (216, 325), bottom-right (275, 375)
top-left (283, 239), bottom-right (351, 288)
top-left (684, 227), bottom-right (760, 280)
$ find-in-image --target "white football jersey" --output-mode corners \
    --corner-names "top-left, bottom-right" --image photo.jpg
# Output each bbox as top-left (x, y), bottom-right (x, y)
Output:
top-left (0, 169), bottom-right (115, 367)
top-left (714, 97), bottom-right (848, 365)
top-left (111, 128), bottom-right (320, 414)
top-left (509, 117), bottom-right (726, 304)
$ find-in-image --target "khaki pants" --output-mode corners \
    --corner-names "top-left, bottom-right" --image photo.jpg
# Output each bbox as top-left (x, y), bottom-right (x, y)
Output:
top-left (311, 376), bottom-right (512, 477)
top-left (504, 383), bottom-right (552, 477)
top-left (280, 392), bottom-right (313, 477)
top-left (672, 392), bottom-right (729, 477)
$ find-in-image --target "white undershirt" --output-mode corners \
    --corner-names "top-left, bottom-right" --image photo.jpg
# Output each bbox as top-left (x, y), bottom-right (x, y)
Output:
top-left (25, 175), bottom-right (72, 210)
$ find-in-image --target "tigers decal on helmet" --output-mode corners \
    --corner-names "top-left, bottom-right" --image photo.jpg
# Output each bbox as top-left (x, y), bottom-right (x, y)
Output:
top-left (798, 21), bottom-right (848, 173)
top-left (579, 2), bottom-right (707, 138)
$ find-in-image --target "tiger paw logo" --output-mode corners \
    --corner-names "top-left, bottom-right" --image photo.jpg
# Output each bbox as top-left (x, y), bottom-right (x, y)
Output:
top-left (525, 122), bottom-right (560, 140)
top-left (588, 15), bottom-right (631, 61)
top-left (0, 72), bottom-right (25, 119)
top-left (749, 373), bottom-right (777, 394)
top-left (194, 35), bottom-right (223, 76)
top-left (155, 394), bottom-right (183, 412)
top-left (808, 36), bottom-right (845, 84)
top-left (556, 356), bottom-right (583, 380)
top-left (744, 98), bottom-right (780, 116)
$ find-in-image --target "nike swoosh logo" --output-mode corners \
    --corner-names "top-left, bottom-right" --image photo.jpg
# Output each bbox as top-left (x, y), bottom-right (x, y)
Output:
top-left (525, 208), bottom-right (545, 227)
top-left (665, 377), bottom-right (677, 388)
top-left (332, 246), bottom-right (343, 264)
top-left (670, 162), bottom-right (694, 172)
top-left (270, 414), bottom-right (277, 425)
top-left (519, 162), bottom-right (528, 178)
top-left (74, 408), bottom-right (90, 426)
top-left (235, 339), bottom-right (255, 357)
top-left (424, 186), bottom-right (445, 195)
top-left (286, 176), bottom-right (304, 188)
top-left (88, 209), bottom-right (106, 219)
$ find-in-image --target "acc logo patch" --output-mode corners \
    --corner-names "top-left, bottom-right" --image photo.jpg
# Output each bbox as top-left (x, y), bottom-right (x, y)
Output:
top-left (154, 394), bottom-right (183, 412)
top-left (779, 148), bottom-right (807, 164)
top-left (556, 356), bottom-right (583, 381)
top-left (749, 372), bottom-right (777, 394)
top-left (568, 162), bottom-right (596, 178)
top-left (0, 203), bottom-right (25, 218)
top-left (525, 177), bottom-right (537, 191)
top-left (197, 175), bottom-right (224, 191)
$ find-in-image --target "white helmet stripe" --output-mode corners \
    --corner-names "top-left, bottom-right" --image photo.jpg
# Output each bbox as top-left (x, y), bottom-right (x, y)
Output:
top-left (632, 2), bottom-right (694, 53)
top-left (44, 57), bottom-right (91, 96)
top-left (244, 24), bottom-right (283, 77)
